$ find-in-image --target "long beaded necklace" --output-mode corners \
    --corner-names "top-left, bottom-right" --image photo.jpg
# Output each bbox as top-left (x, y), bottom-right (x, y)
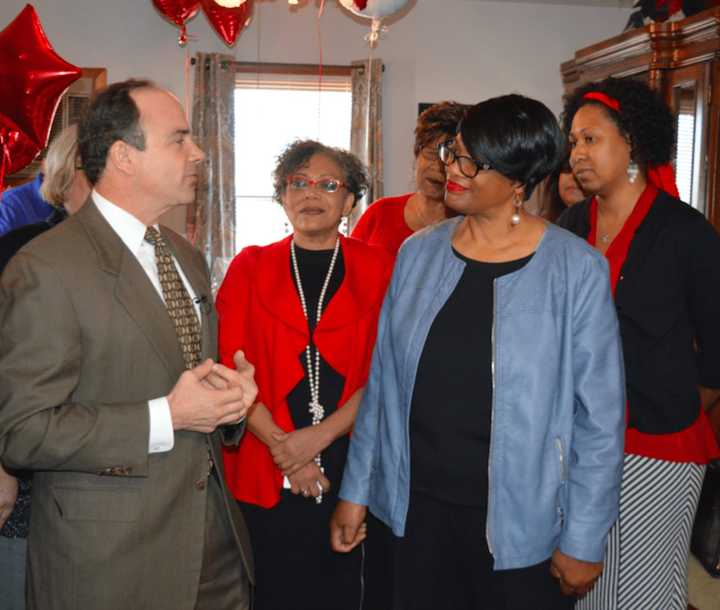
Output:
top-left (290, 237), bottom-right (340, 504)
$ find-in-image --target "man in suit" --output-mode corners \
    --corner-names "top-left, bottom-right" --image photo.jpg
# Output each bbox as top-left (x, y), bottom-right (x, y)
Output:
top-left (0, 79), bottom-right (256, 610)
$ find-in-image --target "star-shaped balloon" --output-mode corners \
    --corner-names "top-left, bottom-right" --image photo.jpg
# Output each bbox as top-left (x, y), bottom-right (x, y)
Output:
top-left (0, 4), bottom-right (81, 183)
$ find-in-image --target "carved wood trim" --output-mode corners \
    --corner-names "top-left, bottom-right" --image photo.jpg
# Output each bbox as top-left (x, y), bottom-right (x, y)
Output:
top-left (562, 7), bottom-right (720, 94)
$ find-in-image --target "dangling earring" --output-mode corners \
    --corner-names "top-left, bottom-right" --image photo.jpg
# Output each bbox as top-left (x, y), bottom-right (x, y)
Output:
top-left (627, 160), bottom-right (639, 183)
top-left (511, 192), bottom-right (523, 226)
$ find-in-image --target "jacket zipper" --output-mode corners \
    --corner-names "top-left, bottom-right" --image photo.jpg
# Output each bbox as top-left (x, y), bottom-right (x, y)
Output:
top-left (555, 437), bottom-right (566, 525)
top-left (555, 437), bottom-right (566, 481)
top-left (486, 279), bottom-right (497, 555)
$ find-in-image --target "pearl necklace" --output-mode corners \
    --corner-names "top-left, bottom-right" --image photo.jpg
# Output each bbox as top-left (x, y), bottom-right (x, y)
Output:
top-left (290, 237), bottom-right (340, 504)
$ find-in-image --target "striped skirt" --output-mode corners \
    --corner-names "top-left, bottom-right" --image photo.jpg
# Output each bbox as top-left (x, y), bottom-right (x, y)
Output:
top-left (576, 454), bottom-right (705, 610)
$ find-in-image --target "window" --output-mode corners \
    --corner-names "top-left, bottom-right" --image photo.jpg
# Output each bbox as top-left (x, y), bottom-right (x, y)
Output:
top-left (234, 66), bottom-right (352, 251)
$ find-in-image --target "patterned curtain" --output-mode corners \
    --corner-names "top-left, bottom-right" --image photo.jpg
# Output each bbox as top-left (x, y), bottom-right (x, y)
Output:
top-left (348, 58), bottom-right (383, 230)
top-left (186, 52), bottom-right (236, 292)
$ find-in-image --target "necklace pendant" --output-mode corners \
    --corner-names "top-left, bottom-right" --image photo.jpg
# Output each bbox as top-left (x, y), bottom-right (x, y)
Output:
top-left (600, 233), bottom-right (611, 244)
top-left (309, 401), bottom-right (325, 421)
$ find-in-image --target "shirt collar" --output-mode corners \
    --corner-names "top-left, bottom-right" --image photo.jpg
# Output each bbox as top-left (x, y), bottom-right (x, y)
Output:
top-left (92, 189), bottom-right (158, 256)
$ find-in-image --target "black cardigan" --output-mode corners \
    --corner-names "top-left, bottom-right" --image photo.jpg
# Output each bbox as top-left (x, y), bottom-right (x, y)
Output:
top-left (557, 191), bottom-right (720, 434)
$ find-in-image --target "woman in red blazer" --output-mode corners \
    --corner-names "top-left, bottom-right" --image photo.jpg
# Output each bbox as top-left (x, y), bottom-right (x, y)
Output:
top-left (217, 140), bottom-right (392, 610)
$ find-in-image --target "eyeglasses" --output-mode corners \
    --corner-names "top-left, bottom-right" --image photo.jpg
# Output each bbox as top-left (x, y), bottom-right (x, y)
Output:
top-left (438, 141), bottom-right (492, 179)
top-left (286, 175), bottom-right (346, 194)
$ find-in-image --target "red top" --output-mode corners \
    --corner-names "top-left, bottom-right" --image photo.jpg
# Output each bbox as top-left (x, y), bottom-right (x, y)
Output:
top-left (351, 193), bottom-right (414, 257)
top-left (217, 235), bottom-right (393, 507)
top-left (589, 184), bottom-right (719, 464)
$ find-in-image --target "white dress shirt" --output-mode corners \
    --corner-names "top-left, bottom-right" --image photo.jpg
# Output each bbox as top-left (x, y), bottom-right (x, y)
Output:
top-left (93, 190), bottom-right (200, 454)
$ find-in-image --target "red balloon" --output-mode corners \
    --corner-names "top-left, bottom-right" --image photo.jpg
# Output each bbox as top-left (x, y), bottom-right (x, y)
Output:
top-left (0, 117), bottom-right (40, 183)
top-left (0, 4), bottom-right (81, 183)
top-left (201, 0), bottom-right (252, 47)
top-left (152, 0), bottom-right (201, 46)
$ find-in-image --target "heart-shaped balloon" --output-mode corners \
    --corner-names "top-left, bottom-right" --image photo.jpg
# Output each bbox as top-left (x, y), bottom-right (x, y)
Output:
top-left (0, 5), bottom-right (81, 184)
top-left (201, 0), bottom-right (252, 47)
top-left (152, 0), bottom-right (201, 45)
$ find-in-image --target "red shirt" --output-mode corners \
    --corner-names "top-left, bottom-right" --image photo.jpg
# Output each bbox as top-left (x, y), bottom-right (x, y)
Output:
top-left (351, 193), bottom-right (414, 258)
top-left (217, 235), bottom-right (393, 507)
top-left (589, 184), bottom-right (719, 464)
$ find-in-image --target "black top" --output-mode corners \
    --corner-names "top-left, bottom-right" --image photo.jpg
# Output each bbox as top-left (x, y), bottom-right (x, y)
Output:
top-left (558, 191), bottom-right (720, 434)
top-left (287, 244), bottom-right (348, 491)
top-left (410, 248), bottom-right (533, 507)
top-left (0, 207), bottom-right (66, 270)
top-left (0, 207), bottom-right (65, 538)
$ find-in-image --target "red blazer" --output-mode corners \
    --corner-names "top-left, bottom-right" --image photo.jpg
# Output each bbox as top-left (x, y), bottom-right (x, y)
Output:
top-left (217, 234), bottom-right (393, 507)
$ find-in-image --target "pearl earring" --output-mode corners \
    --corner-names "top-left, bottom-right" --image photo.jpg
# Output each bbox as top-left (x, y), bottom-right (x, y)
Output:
top-left (627, 160), bottom-right (639, 183)
top-left (511, 193), bottom-right (523, 226)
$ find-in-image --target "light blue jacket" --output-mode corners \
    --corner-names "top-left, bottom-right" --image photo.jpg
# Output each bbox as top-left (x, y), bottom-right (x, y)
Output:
top-left (339, 217), bottom-right (625, 570)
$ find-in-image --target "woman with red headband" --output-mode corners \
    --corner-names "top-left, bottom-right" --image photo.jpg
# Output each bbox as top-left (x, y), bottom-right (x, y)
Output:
top-left (559, 77), bottom-right (720, 610)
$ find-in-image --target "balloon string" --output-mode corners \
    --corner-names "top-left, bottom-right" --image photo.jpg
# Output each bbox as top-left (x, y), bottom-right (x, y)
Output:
top-left (366, 42), bottom-right (374, 198)
top-left (184, 46), bottom-right (192, 122)
top-left (316, 0), bottom-right (325, 140)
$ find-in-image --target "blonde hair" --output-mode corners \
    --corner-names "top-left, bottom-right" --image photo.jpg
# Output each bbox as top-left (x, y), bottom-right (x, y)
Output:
top-left (40, 124), bottom-right (80, 206)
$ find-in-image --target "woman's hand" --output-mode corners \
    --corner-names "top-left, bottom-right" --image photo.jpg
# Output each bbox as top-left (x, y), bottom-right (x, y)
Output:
top-left (271, 426), bottom-right (328, 475)
top-left (550, 549), bottom-right (603, 597)
top-left (0, 465), bottom-right (18, 529)
top-left (330, 500), bottom-right (368, 553)
top-left (287, 462), bottom-right (330, 499)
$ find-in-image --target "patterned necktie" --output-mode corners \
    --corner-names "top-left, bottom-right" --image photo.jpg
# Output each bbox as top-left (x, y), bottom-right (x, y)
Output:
top-left (144, 227), bottom-right (201, 370)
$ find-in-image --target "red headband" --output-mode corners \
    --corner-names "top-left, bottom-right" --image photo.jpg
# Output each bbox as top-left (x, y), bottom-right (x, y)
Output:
top-left (583, 91), bottom-right (621, 112)
top-left (580, 91), bottom-right (680, 198)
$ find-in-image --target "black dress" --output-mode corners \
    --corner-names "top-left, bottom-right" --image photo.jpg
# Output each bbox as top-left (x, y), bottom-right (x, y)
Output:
top-left (239, 245), bottom-right (363, 610)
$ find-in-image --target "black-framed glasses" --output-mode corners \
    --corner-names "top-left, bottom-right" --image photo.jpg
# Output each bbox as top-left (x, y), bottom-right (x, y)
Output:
top-left (438, 141), bottom-right (492, 178)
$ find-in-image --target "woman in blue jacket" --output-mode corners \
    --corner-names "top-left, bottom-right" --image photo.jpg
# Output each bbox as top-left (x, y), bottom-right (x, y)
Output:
top-left (331, 95), bottom-right (626, 610)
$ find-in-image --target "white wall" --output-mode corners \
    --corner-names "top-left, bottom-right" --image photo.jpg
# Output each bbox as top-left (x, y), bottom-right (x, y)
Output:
top-left (0, 0), bottom-right (631, 232)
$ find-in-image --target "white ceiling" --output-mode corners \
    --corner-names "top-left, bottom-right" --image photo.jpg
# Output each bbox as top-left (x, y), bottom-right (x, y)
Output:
top-left (467, 0), bottom-right (635, 6)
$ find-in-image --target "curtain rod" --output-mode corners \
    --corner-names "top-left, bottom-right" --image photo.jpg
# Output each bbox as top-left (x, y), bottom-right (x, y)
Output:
top-left (189, 58), bottom-right (385, 74)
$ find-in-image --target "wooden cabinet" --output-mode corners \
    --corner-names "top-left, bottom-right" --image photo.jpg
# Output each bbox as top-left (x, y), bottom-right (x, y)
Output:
top-left (561, 8), bottom-right (720, 230)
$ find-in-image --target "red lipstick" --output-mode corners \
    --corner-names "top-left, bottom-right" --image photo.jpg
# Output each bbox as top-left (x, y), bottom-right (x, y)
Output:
top-left (446, 180), bottom-right (467, 193)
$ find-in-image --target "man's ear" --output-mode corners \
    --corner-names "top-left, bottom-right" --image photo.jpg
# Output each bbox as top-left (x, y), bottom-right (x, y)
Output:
top-left (107, 140), bottom-right (135, 177)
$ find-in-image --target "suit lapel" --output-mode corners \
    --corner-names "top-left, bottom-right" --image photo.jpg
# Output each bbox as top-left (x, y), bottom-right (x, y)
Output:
top-left (76, 202), bottom-right (186, 377)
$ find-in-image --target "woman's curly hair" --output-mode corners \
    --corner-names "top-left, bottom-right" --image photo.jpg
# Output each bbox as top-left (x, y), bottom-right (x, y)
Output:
top-left (272, 140), bottom-right (369, 208)
top-left (561, 78), bottom-right (675, 167)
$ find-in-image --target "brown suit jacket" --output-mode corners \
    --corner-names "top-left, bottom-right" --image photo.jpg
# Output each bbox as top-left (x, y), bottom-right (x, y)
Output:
top-left (0, 201), bottom-right (253, 610)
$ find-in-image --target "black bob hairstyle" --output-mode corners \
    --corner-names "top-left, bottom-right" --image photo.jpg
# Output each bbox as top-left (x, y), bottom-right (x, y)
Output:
top-left (459, 94), bottom-right (565, 201)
